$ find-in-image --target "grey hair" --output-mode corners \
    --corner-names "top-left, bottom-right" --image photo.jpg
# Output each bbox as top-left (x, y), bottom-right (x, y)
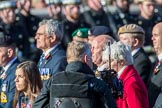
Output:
top-left (102, 41), bottom-right (133, 65)
top-left (39, 19), bottom-right (63, 41)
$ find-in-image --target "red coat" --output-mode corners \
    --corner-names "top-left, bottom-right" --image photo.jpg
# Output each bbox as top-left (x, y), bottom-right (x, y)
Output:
top-left (116, 65), bottom-right (149, 108)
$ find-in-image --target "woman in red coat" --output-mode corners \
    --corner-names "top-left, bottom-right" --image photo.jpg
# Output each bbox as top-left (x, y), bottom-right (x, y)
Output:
top-left (102, 41), bottom-right (149, 108)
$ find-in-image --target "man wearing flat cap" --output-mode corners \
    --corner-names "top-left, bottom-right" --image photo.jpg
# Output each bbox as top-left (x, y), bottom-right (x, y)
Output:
top-left (61, 0), bottom-right (91, 50)
top-left (118, 24), bottom-right (152, 87)
top-left (0, 29), bottom-right (20, 108)
top-left (72, 28), bottom-right (89, 42)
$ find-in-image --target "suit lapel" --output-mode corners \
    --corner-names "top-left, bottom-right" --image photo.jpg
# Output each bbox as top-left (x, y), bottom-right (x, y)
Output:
top-left (41, 45), bottom-right (61, 67)
top-left (5, 58), bottom-right (20, 79)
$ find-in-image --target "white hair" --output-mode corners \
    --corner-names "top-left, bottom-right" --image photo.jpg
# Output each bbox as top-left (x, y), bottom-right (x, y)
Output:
top-left (102, 41), bottom-right (133, 65)
top-left (39, 19), bottom-right (63, 41)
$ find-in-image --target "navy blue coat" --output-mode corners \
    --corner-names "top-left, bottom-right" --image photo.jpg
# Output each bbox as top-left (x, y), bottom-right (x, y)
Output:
top-left (0, 58), bottom-right (20, 108)
top-left (38, 44), bottom-right (67, 86)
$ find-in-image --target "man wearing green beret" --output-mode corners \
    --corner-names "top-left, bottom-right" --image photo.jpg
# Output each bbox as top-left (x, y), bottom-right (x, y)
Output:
top-left (72, 28), bottom-right (89, 42)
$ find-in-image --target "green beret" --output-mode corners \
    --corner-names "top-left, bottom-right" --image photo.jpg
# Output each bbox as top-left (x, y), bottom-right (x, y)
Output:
top-left (0, 0), bottom-right (16, 10)
top-left (72, 28), bottom-right (89, 38)
top-left (62, 0), bottom-right (81, 5)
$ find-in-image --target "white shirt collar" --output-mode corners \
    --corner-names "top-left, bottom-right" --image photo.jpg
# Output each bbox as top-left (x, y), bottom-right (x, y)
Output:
top-left (97, 64), bottom-right (107, 71)
top-left (3, 57), bottom-right (17, 72)
top-left (158, 53), bottom-right (162, 61)
top-left (131, 48), bottom-right (141, 56)
top-left (117, 65), bottom-right (127, 78)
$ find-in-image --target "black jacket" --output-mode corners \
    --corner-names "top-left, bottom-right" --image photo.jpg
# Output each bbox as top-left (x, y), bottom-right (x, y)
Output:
top-left (33, 61), bottom-right (117, 108)
top-left (133, 48), bottom-right (152, 86)
top-left (148, 61), bottom-right (162, 108)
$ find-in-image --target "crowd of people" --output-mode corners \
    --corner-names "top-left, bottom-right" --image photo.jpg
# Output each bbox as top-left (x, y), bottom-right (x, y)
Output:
top-left (0, 0), bottom-right (162, 108)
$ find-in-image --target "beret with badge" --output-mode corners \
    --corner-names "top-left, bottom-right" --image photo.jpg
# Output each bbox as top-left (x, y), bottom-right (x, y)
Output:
top-left (88, 26), bottom-right (110, 36)
top-left (72, 28), bottom-right (89, 38)
top-left (62, 0), bottom-right (81, 5)
top-left (118, 24), bottom-right (145, 35)
top-left (45, 0), bottom-right (62, 5)
top-left (0, 0), bottom-right (16, 10)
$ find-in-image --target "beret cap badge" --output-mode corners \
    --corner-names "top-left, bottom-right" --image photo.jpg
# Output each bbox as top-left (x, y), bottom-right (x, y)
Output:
top-left (77, 30), bottom-right (82, 37)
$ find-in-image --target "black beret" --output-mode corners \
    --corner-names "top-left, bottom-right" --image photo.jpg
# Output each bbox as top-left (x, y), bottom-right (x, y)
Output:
top-left (88, 26), bottom-right (110, 36)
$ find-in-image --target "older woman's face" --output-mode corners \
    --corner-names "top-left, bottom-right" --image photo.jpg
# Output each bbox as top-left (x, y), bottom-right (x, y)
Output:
top-left (15, 68), bottom-right (28, 92)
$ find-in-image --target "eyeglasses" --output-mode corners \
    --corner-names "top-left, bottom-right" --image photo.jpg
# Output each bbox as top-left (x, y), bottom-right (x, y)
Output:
top-left (35, 33), bottom-right (46, 36)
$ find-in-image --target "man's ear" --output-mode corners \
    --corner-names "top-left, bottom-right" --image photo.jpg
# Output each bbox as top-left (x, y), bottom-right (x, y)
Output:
top-left (7, 48), bottom-right (13, 57)
top-left (50, 34), bottom-right (57, 42)
top-left (139, 4), bottom-right (143, 11)
top-left (81, 55), bottom-right (87, 63)
top-left (133, 38), bottom-right (139, 47)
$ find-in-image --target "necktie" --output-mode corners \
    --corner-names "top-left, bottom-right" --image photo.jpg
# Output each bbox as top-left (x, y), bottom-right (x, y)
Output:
top-left (39, 54), bottom-right (45, 66)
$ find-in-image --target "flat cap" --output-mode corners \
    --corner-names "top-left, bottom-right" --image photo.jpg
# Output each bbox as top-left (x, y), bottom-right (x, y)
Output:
top-left (0, 0), bottom-right (16, 10)
top-left (88, 26), bottom-right (110, 36)
top-left (62, 0), bottom-right (81, 5)
top-left (72, 28), bottom-right (89, 38)
top-left (118, 24), bottom-right (145, 35)
top-left (45, 0), bottom-right (62, 5)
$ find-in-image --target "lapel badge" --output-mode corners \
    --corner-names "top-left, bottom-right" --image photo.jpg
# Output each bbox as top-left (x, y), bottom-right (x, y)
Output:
top-left (44, 53), bottom-right (51, 65)
top-left (2, 83), bottom-right (7, 92)
top-left (45, 53), bottom-right (51, 60)
top-left (154, 61), bottom-right (161, 75)
top-left (0, 92), bottom-right (7, 103)
top-left (1, 74), bottom-right (7, 80)
top-left (77, 30), bottom-right (82, 37)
